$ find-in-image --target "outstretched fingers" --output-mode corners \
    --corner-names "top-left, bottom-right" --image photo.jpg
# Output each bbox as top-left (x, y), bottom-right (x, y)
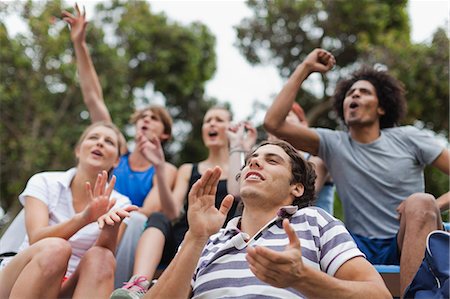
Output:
top-left (61, 10), bottom-right (76, 20)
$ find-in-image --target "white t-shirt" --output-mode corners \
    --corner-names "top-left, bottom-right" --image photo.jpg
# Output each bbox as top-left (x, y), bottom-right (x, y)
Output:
top-left (15, 168), bottom-right (130, 276)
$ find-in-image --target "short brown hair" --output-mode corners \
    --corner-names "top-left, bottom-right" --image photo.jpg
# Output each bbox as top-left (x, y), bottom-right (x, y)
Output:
top-left (244, 140), bottom-right (316, 208)
top-left (130, 106), bottom-right (173, 140)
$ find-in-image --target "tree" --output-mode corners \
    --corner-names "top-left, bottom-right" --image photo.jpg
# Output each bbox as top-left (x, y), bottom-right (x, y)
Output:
top-left (0, 0), bottom-right (217, 219)
top-left (235, 0), bottom-right (448, 214)
top-left (235, 0), bottom-right (410, 127)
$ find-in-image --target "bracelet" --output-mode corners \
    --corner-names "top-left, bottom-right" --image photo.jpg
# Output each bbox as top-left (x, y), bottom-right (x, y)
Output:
top-left (229, 148), bottom-right (247, 155)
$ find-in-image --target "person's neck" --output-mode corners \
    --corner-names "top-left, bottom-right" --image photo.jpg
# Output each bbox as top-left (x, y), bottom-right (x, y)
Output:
top-left (240, 204), bottom-right (282, 238)
top-left (70, 167), bottom-right (97, 203)
top-left (201, 147), bottom-right (230, 177)
top-left (129, 150), bottom-right (152, 171)
top-left (348, 124), bottom-right (381, 144)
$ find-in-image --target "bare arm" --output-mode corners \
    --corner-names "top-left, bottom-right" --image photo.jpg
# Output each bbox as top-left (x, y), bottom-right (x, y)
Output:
top-left (431, 149), bottom-right (450, 211)
top-left (309, 155), bottom-right (329, 194)
top-left (137, 133), bottom-right (179, 219)
top-left (142, 162), bottom-right (192, 219)
top-left (247, 219), bottom-right (390, 299)
top-left (24, 196), bottom-right (89, 244)
top-left (139, 162), bottom-right (178, 217)
top-left (95, 204), bottom-right (138, 252)
top-left (25, 171), bottom-right (116, 244)
top-left (145, 167), bottom-right (234, 299)
top-left (264, 49), bottom-right (335, 155)
top-left (227, 121), bottom-right (257, 197)
top-left (62, 5), bottom-right (111, 123)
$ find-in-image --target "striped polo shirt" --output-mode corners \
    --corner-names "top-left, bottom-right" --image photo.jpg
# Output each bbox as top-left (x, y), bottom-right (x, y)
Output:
top-left (191, 206), bottom-right (364, 298)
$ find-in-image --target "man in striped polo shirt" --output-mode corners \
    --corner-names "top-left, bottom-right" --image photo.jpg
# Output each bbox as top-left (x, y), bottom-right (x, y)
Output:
top-left (146, 140), bottom-right (390, 298)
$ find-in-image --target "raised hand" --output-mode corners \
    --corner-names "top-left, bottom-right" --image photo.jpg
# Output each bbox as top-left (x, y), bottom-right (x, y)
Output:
top-left (136, 131), bottom-right (165, 168)
top-left (187, 167), bottom-right (234, 240)
top-left (302, 48), bottom-right (336, 74)
top-left (62, 3), bottom-right (87, 44)
top-left (81, 171), bottom-right (116, 224)
top-left (246, 218), bottom-right (305, 288)
top-left (227, 121), bottom-right (257, 152)
top-left (97, 204), bottom-right (139, 229)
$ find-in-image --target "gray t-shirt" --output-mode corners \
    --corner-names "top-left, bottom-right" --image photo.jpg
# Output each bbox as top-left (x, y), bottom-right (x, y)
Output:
top-left (315, 126), bottom-right (444, 238)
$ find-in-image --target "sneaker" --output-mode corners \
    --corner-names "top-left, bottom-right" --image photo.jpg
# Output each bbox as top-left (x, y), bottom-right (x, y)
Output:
top-left (110, 275), bottom-right (150, 299)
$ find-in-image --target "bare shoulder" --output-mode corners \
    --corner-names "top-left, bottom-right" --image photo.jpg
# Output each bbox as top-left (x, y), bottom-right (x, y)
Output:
top-left (164, 162), bottom-right (178, 174)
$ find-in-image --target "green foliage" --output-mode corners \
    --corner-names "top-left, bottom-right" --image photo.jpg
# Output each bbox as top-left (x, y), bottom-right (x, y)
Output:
top-left (236, 0), bottom-right (410, 127)
top-left (236, 0), bottom-right (448, 203)
top-left (0, 0), bottom-right (217, 214)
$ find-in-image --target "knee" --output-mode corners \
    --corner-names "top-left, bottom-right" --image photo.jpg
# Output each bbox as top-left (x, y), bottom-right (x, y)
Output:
top-left (403, 193), bottom-right (439, 223)
top-left (146, 212), bottom-right (171, 230)
top-left (36, 238), bottom-right (71, 277)
top-left (82, 246), bottom-right (115, 280)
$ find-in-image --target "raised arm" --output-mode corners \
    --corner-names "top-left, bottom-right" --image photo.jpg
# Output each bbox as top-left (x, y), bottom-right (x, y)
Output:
top-left (227, 121), bottom-right (257, 197)
top-left (264, 49), bottom-right (335, 155)
top-left (62, 4), bottom-right (111, 123)
top-left (137, 132), bottom-right (178, 219)
top-left (145, 167), bottom-right (234, 299)
top-left (246, 219), bottom-right (391, 298)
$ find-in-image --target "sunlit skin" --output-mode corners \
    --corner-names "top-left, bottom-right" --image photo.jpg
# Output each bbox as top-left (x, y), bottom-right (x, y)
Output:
top-left (343, 80), bottom-right (385, 129)
top-left (201, 108), bottom-right (231, 149)
top-left (239, 144), bottom-right (303, 210)
top-left (75, 125), bottom-right (120, 173)
top-left (135, 110), bottom-right (168, 142)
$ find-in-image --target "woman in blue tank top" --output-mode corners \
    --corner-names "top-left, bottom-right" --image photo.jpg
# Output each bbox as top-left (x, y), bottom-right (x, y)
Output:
top-left (111, 107), bottom-right (257, 298)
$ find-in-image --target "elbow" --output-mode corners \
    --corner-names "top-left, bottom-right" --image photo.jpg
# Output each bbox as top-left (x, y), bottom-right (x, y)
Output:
top-left (263, 115), bottom-right (281, 135)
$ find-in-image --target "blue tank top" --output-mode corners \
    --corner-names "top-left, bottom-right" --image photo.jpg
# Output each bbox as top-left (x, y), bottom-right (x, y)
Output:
top-left (113, 153), bottom-right (155, 207)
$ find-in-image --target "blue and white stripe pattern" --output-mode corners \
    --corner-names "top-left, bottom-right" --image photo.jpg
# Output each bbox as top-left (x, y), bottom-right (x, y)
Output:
top-left (191, 206), bottom-right (363, 298)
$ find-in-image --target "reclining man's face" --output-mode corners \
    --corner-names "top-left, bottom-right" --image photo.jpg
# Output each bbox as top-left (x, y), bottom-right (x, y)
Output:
top-left (239, 144), bottom-right (297, 208)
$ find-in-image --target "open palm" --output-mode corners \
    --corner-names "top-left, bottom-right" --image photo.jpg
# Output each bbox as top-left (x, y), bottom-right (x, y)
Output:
top-left (187, 167), bottom-right (234, 239)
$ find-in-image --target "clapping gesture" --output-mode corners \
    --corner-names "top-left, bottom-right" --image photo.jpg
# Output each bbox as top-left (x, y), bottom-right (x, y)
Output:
top-left (136, 131), bottom-right (165, 168)
top-left (246, 218), bottom-right (305, 288)
top-left (187, 167), bottom-right (234, 240)
top-left (62, 3), bottom-right (87, 44)
top-left (227, 121), bottom-right (257, 152)
top-left (81, 170), bottom-right (116, 224)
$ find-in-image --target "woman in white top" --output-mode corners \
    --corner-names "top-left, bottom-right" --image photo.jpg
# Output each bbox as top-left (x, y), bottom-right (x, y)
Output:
top-left (0, 122), bottom-right (137, 298)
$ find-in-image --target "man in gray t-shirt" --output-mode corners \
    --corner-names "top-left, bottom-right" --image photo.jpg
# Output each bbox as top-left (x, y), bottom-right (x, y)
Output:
top-left (264, 48), bottom-right (449, 296)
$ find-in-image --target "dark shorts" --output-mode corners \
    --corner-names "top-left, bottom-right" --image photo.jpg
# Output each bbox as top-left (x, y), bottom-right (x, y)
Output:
top-left (350, 232), bottom-right (400, 265)
top-left (145, 212), bottom-right (185, 266)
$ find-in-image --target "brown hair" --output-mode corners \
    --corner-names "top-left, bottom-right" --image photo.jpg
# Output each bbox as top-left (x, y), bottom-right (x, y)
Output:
top-left (75, 122), bottom-right (125, 176)
top-left (243, 140), bottom-right (316, 208)
top-left (130, 106), bottom-right (173, 140)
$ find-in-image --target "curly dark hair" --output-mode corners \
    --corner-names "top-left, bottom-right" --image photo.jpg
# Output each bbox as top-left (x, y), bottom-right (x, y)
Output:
top-left (332, 68), bottom-right (407, 129)
top-left (243, 140), bottom-right (317, 209)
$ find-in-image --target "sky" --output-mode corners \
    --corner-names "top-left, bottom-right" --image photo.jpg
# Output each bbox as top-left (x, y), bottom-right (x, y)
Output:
top-left (5, 0), bottom-right (449, 122)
